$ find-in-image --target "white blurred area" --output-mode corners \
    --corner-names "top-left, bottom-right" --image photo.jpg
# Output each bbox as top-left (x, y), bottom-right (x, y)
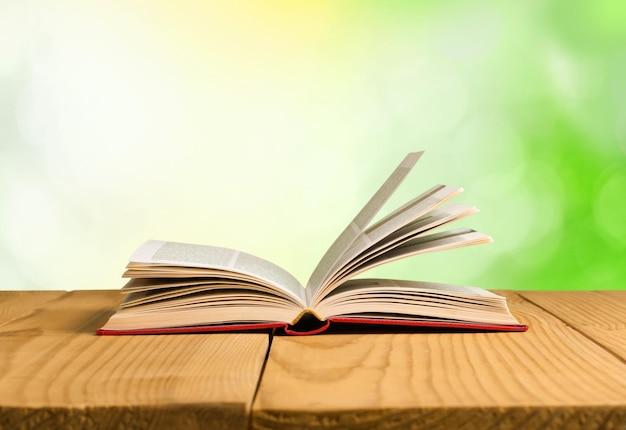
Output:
top-left (1, 1), bottom-right (537, 291)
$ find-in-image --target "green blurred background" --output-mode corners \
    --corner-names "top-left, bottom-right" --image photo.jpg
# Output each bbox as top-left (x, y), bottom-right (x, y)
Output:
top-left (1, 0), bottom-right (625, 291)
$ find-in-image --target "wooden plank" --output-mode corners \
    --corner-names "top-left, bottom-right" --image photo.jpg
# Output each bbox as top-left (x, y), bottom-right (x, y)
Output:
top-left (0, 291), bottom-right (270, 430)
top-left (0, 291), bottom-right (66, 327)
top-left (252, 292), bottom-right (626, 430)
top-left (519, 290), bottom-right (626, 361)
top-left (0, 290), bottom-right (124, 335)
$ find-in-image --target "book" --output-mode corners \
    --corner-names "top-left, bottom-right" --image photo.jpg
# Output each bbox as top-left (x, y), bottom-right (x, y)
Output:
top-left (97, 152), bottom-right (527, 336)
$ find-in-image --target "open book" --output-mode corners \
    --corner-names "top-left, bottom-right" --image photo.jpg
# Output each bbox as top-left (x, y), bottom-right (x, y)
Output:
top-left (97, 152), bottom-right (527, 335)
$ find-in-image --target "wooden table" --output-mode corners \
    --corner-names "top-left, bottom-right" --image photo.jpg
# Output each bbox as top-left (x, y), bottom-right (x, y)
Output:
top-left (1, 290), bottom-right (625, 429)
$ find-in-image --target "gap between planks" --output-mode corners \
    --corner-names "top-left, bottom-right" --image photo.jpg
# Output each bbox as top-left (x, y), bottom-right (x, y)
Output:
top-left (517, 291), bottom-right (626, 366)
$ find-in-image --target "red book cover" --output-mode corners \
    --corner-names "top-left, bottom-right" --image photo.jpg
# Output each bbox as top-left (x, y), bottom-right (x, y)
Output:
top-left (96, 318), bottom-right (528, 336)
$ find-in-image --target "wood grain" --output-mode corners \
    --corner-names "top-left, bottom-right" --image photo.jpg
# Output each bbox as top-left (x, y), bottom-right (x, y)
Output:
top-left (3, 290), bottom-right (626, 429)
top-left (0, 290), bottom-right (124, 335)
top-left (252, 292), bottom-right (626, 430)
top-left (0, 291), bottom-right (270, 430)
top-left (519, 290), bottom-right (626, 361)
top-left (0, 291), bottom-right (66, 327)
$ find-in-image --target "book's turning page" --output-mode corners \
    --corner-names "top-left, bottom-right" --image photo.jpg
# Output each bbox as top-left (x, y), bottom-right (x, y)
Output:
top-left (310, 186), bottom-right (468, 305)
top-left (310, 206), bottom-right (485, 307)
top-left (305, 151), bottom-right (424, 301)
top-left (306, 152), bottom-right (493, 307)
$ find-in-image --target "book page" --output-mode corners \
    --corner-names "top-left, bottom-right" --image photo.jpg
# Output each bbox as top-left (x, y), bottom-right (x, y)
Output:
top-left (316, 186), bottom-right (464, 295)
top-left (305, 151), bottom-right (423, 302)
top-left (324, 204), bottom-right (478, 289)
top-left (129, 240), bottom-right (307, 306)
top-left (100, 299), bottom-right (303, 331)
top-left (324, 278), bottom-right (502, 298)
top-left (121, 278), bottom-right (306, 308)
top-left (335, 229), bottom-right (492, 290)
top-left (313, 279), bottom-right (521, 326)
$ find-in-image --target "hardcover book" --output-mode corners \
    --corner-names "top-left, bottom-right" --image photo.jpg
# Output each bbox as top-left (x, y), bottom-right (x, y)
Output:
top-left (97, 152), bottom-right (527, 335)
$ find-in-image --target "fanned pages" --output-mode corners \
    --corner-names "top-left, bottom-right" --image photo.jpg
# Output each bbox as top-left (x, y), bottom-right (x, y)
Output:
top-left (98, 152), bottom-right (527, 335)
